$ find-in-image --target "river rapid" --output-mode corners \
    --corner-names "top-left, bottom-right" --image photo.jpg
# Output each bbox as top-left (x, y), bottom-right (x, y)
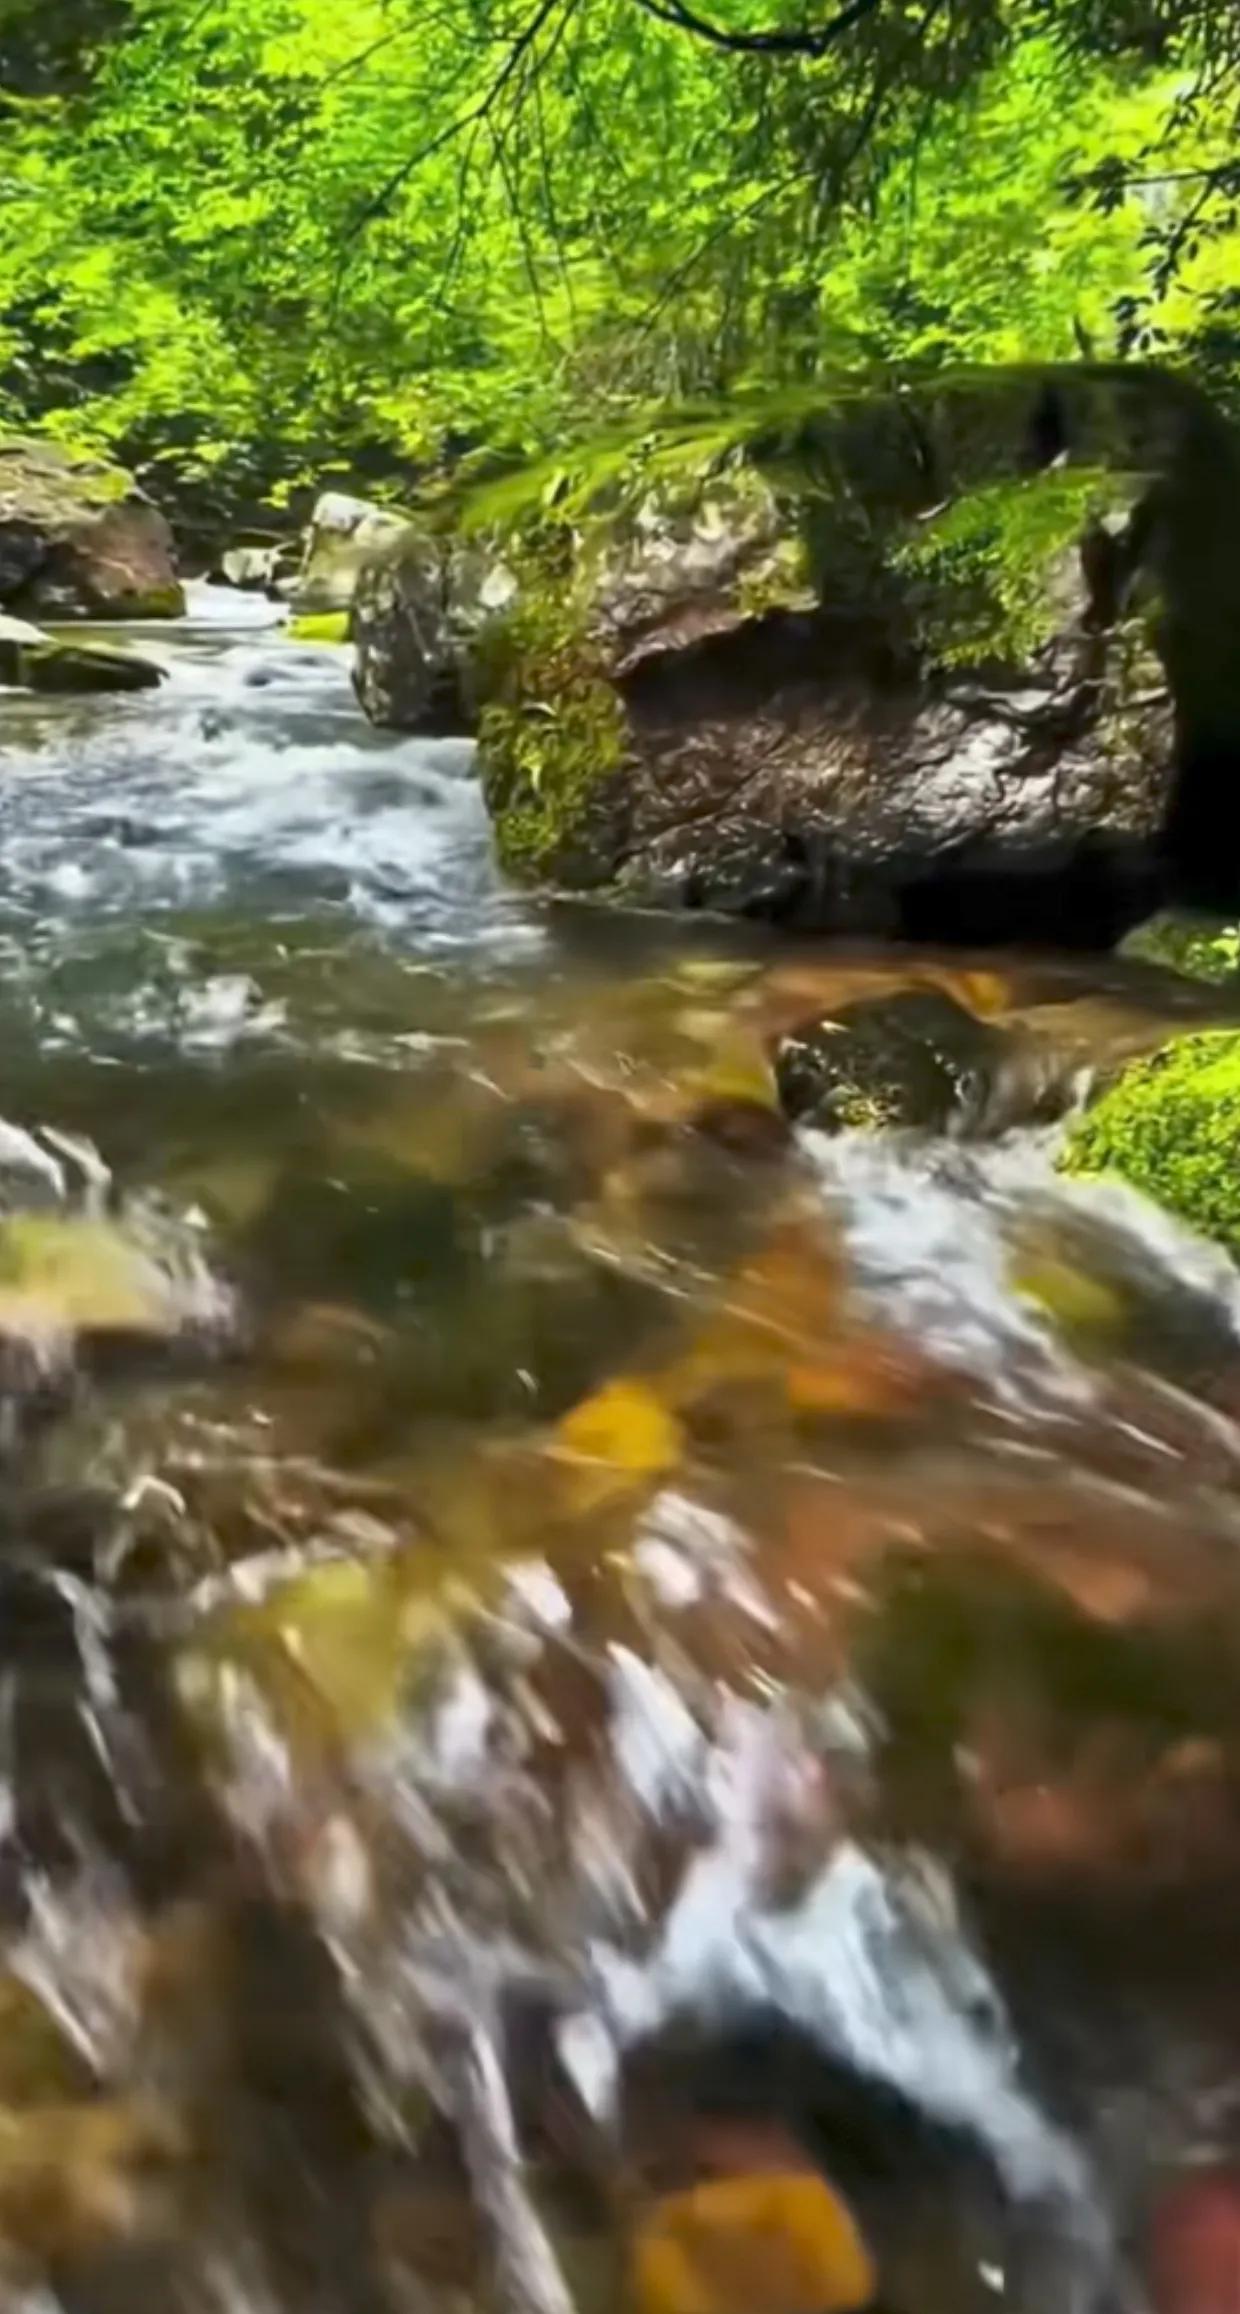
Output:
top-left (1, 591), bottom-right (1240, 2312)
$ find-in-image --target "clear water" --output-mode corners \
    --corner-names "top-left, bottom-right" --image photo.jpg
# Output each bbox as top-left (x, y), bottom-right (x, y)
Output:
top-left (0, 592), bottom-right (1239, 2312)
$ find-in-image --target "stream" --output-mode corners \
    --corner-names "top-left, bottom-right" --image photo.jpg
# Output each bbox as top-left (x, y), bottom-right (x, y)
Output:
top-left (3, 590), bottom-right (1240, 2311)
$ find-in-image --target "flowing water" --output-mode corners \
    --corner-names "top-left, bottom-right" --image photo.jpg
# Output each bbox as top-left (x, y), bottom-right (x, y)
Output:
top-left (2, 592), bottom-right (1240, 2312)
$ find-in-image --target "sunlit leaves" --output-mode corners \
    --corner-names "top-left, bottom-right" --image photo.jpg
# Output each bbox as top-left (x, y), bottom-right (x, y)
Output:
top-left (0, 0), bottom-right (1237, 500)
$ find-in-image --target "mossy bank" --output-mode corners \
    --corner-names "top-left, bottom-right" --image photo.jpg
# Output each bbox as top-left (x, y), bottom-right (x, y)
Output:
top-left (1061, 1032), bottom-right (1240, 1256)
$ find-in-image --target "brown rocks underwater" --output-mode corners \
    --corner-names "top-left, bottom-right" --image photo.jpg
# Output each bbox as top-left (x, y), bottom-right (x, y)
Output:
top-left (0, 934), bottom-right (1233, 2311)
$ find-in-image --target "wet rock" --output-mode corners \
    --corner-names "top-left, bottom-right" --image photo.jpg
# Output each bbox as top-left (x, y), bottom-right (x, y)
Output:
top-left (0, 438), bottom-right (184, 619)
top-left (293, 489), bottom-right (407, 617)
top-left (0, 1974), bottom-right (95, 2107)
top-left (1060, 1029), bottom-right (1240, 1255)
top-left (773, 987), bottom-right (1011, 1135)
top-left (0, 615), bottom-right (165, 694)
top-left (1120, 909), bottom-right (1240, 986)
top-left (0, 2096), bottom-right (185, 2280)
top-left (467, 368), bottom-right (1240, 945)
top-left (351, 520), bottom-right (515, 731)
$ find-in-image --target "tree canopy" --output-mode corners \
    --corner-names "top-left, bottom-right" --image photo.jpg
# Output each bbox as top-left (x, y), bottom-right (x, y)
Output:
top-left (1, 0), bottom-right (1237, 518)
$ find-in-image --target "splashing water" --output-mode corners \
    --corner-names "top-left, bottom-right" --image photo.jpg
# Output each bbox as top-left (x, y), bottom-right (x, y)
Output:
top-left (0, 599), bottom-right (1236, 2312)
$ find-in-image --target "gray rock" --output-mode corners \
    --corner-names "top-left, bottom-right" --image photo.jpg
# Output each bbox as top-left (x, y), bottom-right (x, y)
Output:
top-left (293, 490), bottom-right (408, 616)
top-left (0, 438), bottom-right (184, 619)
top-left (351, 524), bottom-right (515, 731)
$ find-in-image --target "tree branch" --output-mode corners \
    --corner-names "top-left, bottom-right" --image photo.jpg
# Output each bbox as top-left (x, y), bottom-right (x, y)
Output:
top-left (345, 0), bottom-right (566, 238)
top-left (628, 0), bottom-right (881, 58)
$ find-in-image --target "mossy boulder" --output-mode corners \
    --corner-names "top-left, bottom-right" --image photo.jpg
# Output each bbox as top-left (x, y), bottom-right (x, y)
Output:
top-left (287, 610), bottom-right (350, 645)
top-left (445, 364), bottom-right (1240, 944)
top-left (1060, 1031), bottom-right (1240, 1254)
top-left (0, 438), bottom-right (184, 619)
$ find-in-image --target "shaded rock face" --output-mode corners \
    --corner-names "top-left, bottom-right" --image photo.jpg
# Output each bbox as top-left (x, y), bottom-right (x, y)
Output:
top-left (0, 439), bottom-right (184, 619)
top-left (294, 491), bottom-right (408, 617)
top-left (352, 526), bottom-right (516, 731)
top-left (452, 366), bottom-right (1240, 948)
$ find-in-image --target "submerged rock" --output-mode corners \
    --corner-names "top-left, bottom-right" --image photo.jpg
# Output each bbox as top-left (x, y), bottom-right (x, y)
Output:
top-left (1060, 1030), bottom-right (1240, 1255)
top-left (386, 364), bottom-right (1240, 946)
top-left (773, 988), bottom-right (1012, 1135)
top-left (0, 614), bottom-right (164, 694)
top-left (1150, 2169), bottom-right (1240, 2314)
top-left (0, 437), bottom-right (184, 619)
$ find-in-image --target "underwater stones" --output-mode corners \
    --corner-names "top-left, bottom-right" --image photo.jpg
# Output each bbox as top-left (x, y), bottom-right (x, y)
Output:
top-left (773, 988), bottom-right (1013, 1135)
top-left (1059, 1030), bottom-right (1240, 1256)
top-left (0, 438), bottom-right (184, 619)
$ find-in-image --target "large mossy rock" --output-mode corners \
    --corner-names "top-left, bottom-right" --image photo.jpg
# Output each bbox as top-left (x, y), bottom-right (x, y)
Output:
top-left (0, 439), bottom-right (184, 619)
top-left (367, 363), bottom-right (1240, 947)
top-left (1060, 1032), bottom-right (1240, 1254)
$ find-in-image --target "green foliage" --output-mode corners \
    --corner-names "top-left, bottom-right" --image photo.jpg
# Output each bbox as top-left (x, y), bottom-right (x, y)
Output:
top-left (0, 0), bottom-right (1238, 516)
top-left (893, 469), bottom-right (1119, 667)
top-left (1060, 1032), bottom-right (1240, 1254)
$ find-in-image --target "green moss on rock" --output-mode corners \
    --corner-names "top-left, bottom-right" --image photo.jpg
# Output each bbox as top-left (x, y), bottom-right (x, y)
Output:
top-left (475, 543), bottom-right (628, 883)
top-left (1120, 912), bottom-right (1240, 985)
top-left (1060, 1032), bottom-right (1240, 1253)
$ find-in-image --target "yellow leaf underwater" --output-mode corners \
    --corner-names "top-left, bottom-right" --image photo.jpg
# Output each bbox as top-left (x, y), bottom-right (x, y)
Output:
top-left (555, 1378), bottom-right (684, 1507)
top-left (0, 1215), bottom-right (174, 1337)
top-left (631, 2170), bottom-right (876, 2314)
